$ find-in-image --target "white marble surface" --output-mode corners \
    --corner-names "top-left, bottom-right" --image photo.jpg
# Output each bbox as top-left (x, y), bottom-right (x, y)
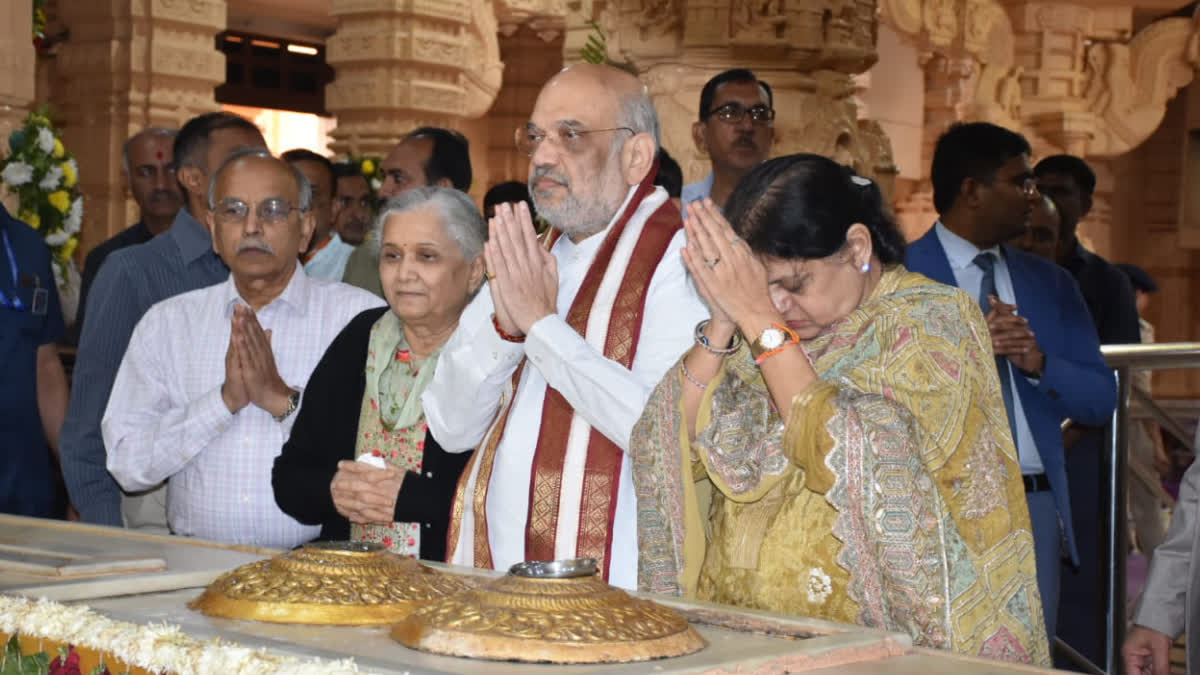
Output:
top-left (0, 515), bottom-right (271, 601)
top-left (0, 516), bottom-right (1063, 674)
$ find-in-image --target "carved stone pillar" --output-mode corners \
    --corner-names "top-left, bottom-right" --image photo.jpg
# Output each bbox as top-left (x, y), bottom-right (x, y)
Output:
top-left (566, 0), bottom-right (894, 198)
top-left (0, 1), bottom-right (36, 215)
top-left (53, 0), bottom-right (226, 256)
top-left (891, 52), bottom-right (977, 240)
top-left (487, 21), bottom-right (564, 188)
top-left (325, 0), bottom-right (502, 199)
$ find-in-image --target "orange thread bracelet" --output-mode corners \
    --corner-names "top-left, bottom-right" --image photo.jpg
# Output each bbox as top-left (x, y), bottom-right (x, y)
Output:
top-left (492, 314), bottom-right (526, 343)
top-left (753, 324), bottom-right (800, 366)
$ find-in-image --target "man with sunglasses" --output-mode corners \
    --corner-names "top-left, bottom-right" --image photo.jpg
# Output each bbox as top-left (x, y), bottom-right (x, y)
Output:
top-left (423, 63), bottom-right (707, 589)
top-left (682, 69), bottom-right (775, 212)
top-left (103, 149), bottom-right (382, 547)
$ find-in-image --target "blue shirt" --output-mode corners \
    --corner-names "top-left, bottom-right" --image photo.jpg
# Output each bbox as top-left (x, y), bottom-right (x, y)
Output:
top-left (933, 222), bottom-right (1044, 474)
top-left (60, 208), bottom-right (228, 525)
top-left (0, 204), bottom-right (64, 517)
top-left (679, 173), bottom-right (715, 218)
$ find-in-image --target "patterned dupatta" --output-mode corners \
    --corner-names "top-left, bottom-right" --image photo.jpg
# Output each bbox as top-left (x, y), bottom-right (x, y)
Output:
top-left (632, 267), bottom-right (1049, 665)
top-left (446, 163), bottom-right (682, 580)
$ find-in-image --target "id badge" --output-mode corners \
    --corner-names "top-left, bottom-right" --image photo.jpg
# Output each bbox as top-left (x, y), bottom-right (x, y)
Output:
top-left (31, 287), bottom-right (48, 316)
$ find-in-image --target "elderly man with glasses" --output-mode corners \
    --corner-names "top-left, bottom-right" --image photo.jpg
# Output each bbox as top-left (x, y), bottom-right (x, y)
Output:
top-left (682, 68), bottom-right (775, 212)
top-left (422, 63), bottom-right (707, 588)
top-left (103, 149), bottom-right (383, 548)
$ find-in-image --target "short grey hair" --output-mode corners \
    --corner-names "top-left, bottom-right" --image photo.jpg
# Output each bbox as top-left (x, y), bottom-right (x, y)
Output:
top-left (617, 89), bottom-right (661, 150)
top-left (206, 147), bottom-right (313, 213)
top-left (369, 186), bottom-right (487, 260)
top-left (122, 127), bottom-right (178, 175)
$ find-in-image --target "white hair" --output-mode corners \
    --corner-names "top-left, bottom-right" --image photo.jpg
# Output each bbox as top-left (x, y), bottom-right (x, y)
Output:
top-left (369, 186), bottom-right (486, 260)
top-left (206, 148), bottom-right (313, 212)
top-left (616, 89), bottom-right (661, 150)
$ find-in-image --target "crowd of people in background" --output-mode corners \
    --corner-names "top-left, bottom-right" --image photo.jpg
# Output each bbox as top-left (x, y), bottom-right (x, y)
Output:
top-left (2, 64), bottom-right (1187, 672)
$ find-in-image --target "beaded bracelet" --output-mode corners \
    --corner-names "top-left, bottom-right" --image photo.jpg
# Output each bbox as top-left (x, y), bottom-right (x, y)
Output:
top-left (680, 359), bottom-right (707, 390)
top-left (491, 313), bottom-right (526, 343)
top-left (693, 319), bottom-right (742, 355)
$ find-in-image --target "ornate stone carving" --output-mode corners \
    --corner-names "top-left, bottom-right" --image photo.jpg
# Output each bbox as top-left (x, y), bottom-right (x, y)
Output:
top-left (52, 1), bottom-right (225, 256)
top-left (190, 542), bottom-right (471, 625)
top-left (392, 566), bottom-right (705, 663)
top-left (730, 0), bottom-right (788, 44)
top-left (327, 0), bottom-right (503, 195)
top-left (1083, 17), bottom-right (1196, 157)
top-left (632, 0), bottom-right (682, 41)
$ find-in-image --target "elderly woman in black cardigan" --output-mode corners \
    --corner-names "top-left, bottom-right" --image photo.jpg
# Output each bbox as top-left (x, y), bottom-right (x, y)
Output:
top-left (273, 187), bottom-right (486, 561)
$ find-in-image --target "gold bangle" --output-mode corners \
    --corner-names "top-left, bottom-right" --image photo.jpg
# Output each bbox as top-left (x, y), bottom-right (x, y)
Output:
top-left (680, 359), bottom-right (707, 390)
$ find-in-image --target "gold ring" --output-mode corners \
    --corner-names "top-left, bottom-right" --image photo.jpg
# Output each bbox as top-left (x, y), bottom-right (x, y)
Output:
top-left (486, 271), bottom-right (496, 281)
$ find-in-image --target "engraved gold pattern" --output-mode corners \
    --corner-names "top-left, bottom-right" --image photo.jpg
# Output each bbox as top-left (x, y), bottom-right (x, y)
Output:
top-left (189, 542), bottom-right (470, 625)
top-left (392, 571), bottom-right (705, 663)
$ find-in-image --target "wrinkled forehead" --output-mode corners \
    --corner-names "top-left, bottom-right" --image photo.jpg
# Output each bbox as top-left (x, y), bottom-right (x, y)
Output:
top-left (215, 157), bottom-right (298, 201)
top-left (130, 134), bottom-right (175, 163)
top-left (531, 75), bottom-right (619, 130)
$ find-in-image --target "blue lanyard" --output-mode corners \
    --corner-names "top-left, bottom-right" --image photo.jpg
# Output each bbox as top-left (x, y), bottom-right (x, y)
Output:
top-left (0, 227), bottom-right (23, 311)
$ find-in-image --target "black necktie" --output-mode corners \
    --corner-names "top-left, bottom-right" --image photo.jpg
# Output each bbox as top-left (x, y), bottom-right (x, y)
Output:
top-left (974, 252), bottom-right (1020, 451)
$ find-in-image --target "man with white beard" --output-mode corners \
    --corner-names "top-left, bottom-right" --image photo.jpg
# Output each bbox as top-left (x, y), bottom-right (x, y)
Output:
top-left (423, 64), bottom-right (707, 588)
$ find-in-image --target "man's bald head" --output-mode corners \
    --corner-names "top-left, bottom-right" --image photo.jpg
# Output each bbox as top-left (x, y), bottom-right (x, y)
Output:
top-left (541, 64), bottom-right (661, 148)
top-left (525, 64), bottom-right (661, 240)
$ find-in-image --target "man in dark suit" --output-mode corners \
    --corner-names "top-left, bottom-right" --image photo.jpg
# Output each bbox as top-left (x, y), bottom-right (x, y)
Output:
top-left (1037, 154), bottom-right (1142, 666)
top-left (905, 122), bottom-right (1117, 649)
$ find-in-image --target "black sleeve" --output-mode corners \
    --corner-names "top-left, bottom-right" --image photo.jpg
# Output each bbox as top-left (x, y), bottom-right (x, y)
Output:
top-left (272, 308), bottom-right (385, 534)
top-left (394, 431), bottom-right (474, 562)
top-left (1101, 267), bottom-right (1142, 346)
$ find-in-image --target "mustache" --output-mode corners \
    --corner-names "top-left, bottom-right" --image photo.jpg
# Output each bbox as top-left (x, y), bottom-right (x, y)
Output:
top-left (236, 237), bottom-right (274, 255)
top-left (149, 189), bottom-right (178, 201)
top-left (530, 166), bottom-right (569, 189)
top-left (733, 134), bottom-right (758, 149)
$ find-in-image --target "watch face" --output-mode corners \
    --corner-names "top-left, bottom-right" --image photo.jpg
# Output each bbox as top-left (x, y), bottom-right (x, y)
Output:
top-left (759, 327), bottom-right (785, 350)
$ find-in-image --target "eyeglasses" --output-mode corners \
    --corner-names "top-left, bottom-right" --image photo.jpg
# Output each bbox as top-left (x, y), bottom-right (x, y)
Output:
top-left (515, 123), bottom-right (635, 157)
top-left (704, 102), bottom-right (775, 125)
top-left (213, 197), bottom-right (303, 225)
top-left (336, 195), bottom-right (375, 211)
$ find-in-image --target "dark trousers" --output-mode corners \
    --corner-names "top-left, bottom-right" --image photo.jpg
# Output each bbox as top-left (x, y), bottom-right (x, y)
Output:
top-left (1056, 430), bottom-right (1107, 670)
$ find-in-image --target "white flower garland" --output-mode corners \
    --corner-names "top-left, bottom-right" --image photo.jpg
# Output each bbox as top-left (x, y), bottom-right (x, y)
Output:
top-left (0, 595), bottom-right (376, 675)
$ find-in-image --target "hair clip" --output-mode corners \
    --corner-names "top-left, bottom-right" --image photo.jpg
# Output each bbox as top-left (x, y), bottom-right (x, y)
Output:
top-left (850, 175), bottom-right (872, 186)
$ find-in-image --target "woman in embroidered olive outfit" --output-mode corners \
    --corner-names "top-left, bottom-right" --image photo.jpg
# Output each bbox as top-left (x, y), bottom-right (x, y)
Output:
top-left (273, 187), bottom-right (487, 561)
top-left (633, 155), bottom-right (1049, 665)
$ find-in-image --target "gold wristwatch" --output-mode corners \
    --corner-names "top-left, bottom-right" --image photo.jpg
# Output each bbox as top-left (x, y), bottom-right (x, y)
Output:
top-left (748, 323), bottom-right (799, 362)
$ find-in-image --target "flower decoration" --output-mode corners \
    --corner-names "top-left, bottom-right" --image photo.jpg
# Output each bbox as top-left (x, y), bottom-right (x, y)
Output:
top-left (1, 105), bottom-right (84, 288)
top-left (347, 155), bottom-right (385, 197)
top-left (32, 0), bottom-right (47, 47)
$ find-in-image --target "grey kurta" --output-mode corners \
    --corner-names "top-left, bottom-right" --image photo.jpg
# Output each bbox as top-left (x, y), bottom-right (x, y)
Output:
top-left (1134, 438), bottom-right (1200, 674)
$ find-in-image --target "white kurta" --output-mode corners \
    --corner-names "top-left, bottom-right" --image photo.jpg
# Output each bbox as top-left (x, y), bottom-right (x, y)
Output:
top-left (422, 186), bottom-right (708, 589)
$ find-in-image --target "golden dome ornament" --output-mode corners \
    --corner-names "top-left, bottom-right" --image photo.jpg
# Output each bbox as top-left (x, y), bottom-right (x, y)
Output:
top-left (189, 541), bottom-right (470, 625)
top-left (392, 558), bottom-right (706, 664)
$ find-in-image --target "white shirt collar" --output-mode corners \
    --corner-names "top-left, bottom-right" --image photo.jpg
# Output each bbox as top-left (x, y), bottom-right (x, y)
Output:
top-left (222, 260), bottom-right (310, 317)
top-left (934, 221), bottom-right (1001, 271)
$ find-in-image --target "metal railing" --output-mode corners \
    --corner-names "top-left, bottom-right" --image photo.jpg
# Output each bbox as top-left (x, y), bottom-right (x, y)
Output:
top-left (1094, 342), bottom-right (1200, 674)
